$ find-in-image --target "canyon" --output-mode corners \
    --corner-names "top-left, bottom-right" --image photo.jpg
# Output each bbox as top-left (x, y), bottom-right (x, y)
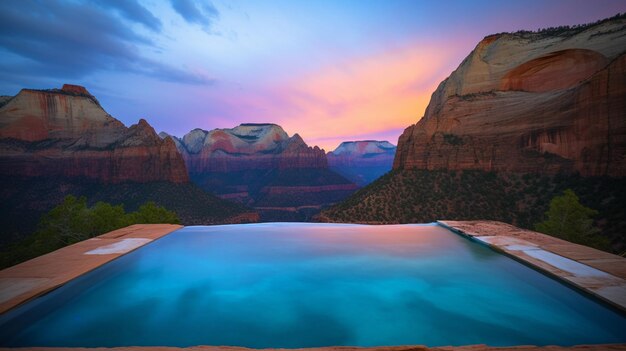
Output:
top-left (161, 124), bottom-right (357, 221)
top-left (0, 85), bottom-right (256, 246)
top-left (162, 124), bottom-right (327, 172)
top-left (322, 15), bottom-right (626, 251)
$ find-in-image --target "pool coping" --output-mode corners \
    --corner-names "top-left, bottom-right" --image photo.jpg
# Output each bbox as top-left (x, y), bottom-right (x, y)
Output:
top-left (0, 224), bottom-right (182, 315)
top-left (437, 220), bottom-right (626, 313)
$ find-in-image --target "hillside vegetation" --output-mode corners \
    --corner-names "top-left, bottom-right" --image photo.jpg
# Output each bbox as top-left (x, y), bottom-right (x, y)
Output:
top-left (319, 170), bottom-right (626, 252)
top-left (192, 168), bottom-right (356, 221)
top-left (0, 176), bottom-right (256, 248)
top-left (0, 196), bottom-right (180, 269)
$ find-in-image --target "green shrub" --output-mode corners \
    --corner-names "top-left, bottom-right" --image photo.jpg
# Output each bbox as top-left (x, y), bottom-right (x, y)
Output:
top-left (321, 170), bottom-right (625, 253)
top-left (128, 201), bottom-right (180, 224)
top-left (535, 189), bottom-right (608, 250)
top-left (0, 196), bottom-right (180, 269)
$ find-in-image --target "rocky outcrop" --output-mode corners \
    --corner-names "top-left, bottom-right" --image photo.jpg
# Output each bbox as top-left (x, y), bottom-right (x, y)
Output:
top-left (162, 124), bottom-right (356, 221)
top-left (0, 85), bottom-right (188, 183)
top-left (162, 123), bottom-right (327, 173)
top-left (0, 86), bottom-right (261, 245)
top-left (394, 16), bottom-right (626, 177)
top-left (328, 141), bottom-right (396, 186)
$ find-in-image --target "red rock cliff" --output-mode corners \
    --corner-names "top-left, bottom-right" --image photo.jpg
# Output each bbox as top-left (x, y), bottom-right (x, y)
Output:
top-left (0, 86), bottom-right (189, 183)
top-left (163, 123), bottom-right (328, 173)
top-left (394, 17), bottom-right (626, 177)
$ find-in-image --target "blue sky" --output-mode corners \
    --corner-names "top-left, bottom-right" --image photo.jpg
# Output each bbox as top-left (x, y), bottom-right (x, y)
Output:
top-left (1, 0), bottom-right (624, 150)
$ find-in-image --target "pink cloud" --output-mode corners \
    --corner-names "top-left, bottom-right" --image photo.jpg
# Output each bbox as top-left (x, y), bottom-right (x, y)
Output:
top-left (186, 41), bottom-right (462, 151)
top-left (264, 43), bottom-right (458, 150)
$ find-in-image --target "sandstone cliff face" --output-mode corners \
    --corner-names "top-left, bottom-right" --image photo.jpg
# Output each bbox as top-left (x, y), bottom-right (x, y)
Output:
top-left (394, 18), bottom-right (626, 177)
top-left (163, 123), bottom-right (328, 173)
top-left (328, 141), bottom-right (396, 186)
top-left (161, 124), bottom-right (356, 221)
top-left (0, 85), bottom-right (188, 183)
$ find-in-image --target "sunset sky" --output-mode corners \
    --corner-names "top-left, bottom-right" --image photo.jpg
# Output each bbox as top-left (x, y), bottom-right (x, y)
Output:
top-left (1, 0), bottom-right (624, 151)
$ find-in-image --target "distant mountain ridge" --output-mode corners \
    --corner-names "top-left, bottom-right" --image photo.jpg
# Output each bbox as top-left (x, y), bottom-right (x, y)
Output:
top-left (160, 123), bottom-right (327, 172)
top-left (328, 140), bottom-right (396, 186)
top-left (162, 124), bottom-right (357, 221)
top-left (330, 140), bottom-right (395, 157)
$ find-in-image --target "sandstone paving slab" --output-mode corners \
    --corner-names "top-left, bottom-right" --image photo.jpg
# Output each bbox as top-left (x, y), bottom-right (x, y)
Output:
top-left (96, 225), bottom-right (145, 239)
top-left (474, 235), bottom-right (539, 248)
top-left (438, 220), bottom-right (626, 312)
top-left (84, 238), bottom-right (152, 255)
top-left (540, 244), bottom-right (619, 260)
top-left (578, 259), bottom-right (626, 278)
top-left (506, 250), bottom-right (576, 278)
top-left (0, 278), bottom-right (49, 305)
top-left (594, 285), bottom-right (626, 308)
top-left (522, 249), bottom-right (612, 278)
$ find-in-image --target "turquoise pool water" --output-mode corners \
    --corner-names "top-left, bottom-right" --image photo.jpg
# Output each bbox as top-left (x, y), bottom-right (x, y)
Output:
top-left (1, 223), bottom-right (625, 347)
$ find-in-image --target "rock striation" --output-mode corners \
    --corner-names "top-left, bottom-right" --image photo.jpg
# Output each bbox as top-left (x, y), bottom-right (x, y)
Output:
top-left (162, 124), bottom-right (357, 221)
top-left (0, 85), bottom-right (259, 245)
top-left (329, 141), bottom-right (396, 166)
top-left (0, 85), bottom-right (188, 183)
top-left (394, 17), bottom-right (626, 177)
top-left (161, 123), bottom-right (327, 172)
top-left (328, 141), bottom-right (396, 186)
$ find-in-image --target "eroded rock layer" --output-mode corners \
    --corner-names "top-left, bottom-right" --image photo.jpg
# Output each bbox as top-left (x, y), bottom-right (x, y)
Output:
top-left (162, 123), bottom-right (327, 172)
top-left (0, 85), bottom-right (188, 183)
top-left (394, 18), bottom-right (626, 177)
top-left (162, 124), bottom-right (357, 220)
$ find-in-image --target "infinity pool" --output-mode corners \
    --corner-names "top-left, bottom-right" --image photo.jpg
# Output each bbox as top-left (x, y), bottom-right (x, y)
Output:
top-left (1, 223), bottom-right (625, 347)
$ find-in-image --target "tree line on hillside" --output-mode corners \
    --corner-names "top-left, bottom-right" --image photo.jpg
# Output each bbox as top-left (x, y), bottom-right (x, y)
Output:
top-left (1, 172), bottom-right (620, 270)
top-left (321, 170), bottom-right (625, 254)
top-left (0, 196), bottom-right (179, 269)
top-left (493, 12), bottom-right (625, 38)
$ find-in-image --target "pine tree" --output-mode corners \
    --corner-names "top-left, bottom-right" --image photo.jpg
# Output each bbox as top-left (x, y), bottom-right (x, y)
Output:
top-left (535, 189), bottom-right (608, 250)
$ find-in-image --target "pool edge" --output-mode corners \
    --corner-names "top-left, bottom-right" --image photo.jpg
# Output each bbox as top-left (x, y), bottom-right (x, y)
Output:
top-left (437, 220), bottom-right (626, 314)
top-left (0, 224), bottom-right (183, 315)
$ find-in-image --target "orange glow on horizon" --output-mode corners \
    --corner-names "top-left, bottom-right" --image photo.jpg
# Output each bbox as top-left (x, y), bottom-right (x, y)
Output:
top-left (273, 44), bottom-right (454, 151)
top-left (199, 43), bottom-right (457, 152)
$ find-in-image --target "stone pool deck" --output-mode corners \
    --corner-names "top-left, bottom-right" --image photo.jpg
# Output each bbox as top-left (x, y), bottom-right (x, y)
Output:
top-left (0, 224), bottom-right (182, 314)
top-left (438, 220), bottom-right (626, 312)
